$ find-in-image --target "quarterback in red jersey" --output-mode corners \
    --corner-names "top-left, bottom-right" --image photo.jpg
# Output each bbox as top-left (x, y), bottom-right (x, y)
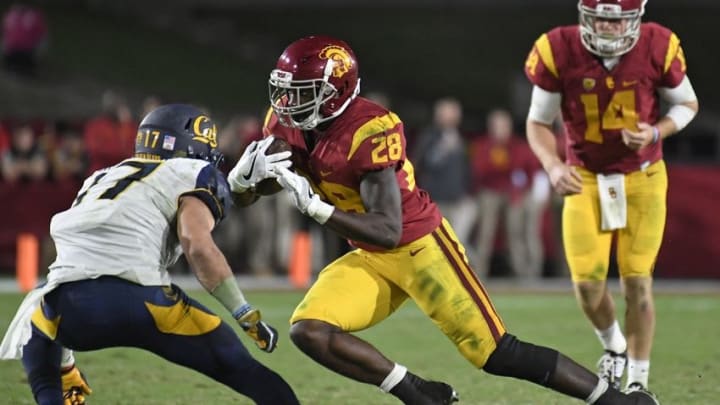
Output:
top-left (525, 0), bottom-right (699, 398)
top-left (228, 35), bottom-right (659, 405)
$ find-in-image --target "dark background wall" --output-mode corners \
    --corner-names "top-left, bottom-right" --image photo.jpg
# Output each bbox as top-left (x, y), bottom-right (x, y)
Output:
top-left (4, 1), bottom-right (718, 133)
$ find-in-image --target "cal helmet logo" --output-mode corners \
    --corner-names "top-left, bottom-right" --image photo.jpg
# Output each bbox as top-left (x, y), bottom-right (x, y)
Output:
top-left (191, 115), bottom-right (217, 148)
top-left (319, 45), bottom-right (353, 78)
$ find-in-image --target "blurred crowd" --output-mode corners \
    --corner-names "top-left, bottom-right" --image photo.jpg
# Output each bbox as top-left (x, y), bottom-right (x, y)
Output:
top-left (1, 90), bottom-right (568, 280)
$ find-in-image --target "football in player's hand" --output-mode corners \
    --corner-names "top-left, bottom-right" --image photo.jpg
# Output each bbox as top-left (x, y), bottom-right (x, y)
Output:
top-left (255, 137), bottom-right (292, 195)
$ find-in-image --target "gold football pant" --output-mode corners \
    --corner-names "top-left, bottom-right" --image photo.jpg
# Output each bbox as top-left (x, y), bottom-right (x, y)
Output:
top-left (291, 218), bottom-right (506, 367)
top-left (562, 160), bottom-right (668, 281)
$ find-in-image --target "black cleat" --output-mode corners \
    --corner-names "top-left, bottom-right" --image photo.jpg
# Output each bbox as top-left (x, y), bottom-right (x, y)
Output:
top-left (392, 372), bottom-right (459, 405)
top-left (418, 380), bottom-right (459, 404)
top-left (624, 382), bottom-right (660, 405)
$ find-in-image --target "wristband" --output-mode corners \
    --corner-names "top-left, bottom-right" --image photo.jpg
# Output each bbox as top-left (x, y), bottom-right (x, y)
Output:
top-left (307, 196), bottom-right (335, 224)
top-left (651, 126), bottom-right (660, 144)
top-left (210, 277), bottom-right (248, 314)
top-left (232, 303), bottom-right (253, 320)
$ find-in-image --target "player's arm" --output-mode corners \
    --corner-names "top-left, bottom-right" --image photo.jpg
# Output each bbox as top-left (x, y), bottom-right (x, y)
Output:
top-left (526, 85), bottom-right (582, 195)
top-left (623, 33), bottom-right (699, 150)
top-left (177, 195), bottom-right (279, 352)
top-left (622, 77), bottom-right (699, 150)
top-left (324, 167), bottom-right (402, 249)
top-left (656, 76), bottom-right (699, 139)
top-left (272, 166), bottom-right (402, 249)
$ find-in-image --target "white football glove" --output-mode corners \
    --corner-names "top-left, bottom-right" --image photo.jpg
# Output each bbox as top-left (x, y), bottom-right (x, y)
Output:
top-left (272, 166), bottom-right (335, 224)
top-left (228, 136), bottom-right (292, 193)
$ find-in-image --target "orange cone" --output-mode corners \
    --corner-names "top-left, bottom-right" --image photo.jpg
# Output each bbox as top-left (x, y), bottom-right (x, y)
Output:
top-left (289, 231), bottom-right (311, 289)
top-left (16, 233), bottom-right (39, 292)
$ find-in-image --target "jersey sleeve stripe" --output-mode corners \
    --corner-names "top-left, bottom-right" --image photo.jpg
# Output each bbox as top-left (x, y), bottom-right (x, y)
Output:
top-left (535, 34), bottom-right (559, 79)
top-left (346, 112), bottom-right (402, 161)
top-left (262, 107), bottom-right (274, 129)
top-left (664, 33), bottom-right (681, 74)
top-left (180, 188), bottom-right (224, 223)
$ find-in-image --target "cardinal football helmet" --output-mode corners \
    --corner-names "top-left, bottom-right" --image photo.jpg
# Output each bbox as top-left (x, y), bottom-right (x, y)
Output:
top-left (578, 0), bottom-right (647, 57)
top-left (135, 104), bottom-right (223, 167)
top-left (269, 35), bottom-right (360, 130)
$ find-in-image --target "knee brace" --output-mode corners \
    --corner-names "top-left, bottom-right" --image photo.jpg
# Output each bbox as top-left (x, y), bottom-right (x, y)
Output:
top-left (482, 333), bottom-right (559, 387)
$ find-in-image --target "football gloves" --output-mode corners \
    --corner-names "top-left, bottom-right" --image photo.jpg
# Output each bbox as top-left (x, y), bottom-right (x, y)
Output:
top-left (228, 136), bottom-right (292, 193)
top-left (272, 166), bottom-right (335, 224)
top-left (234, 304), bottom-right (278, 353)
top-left (61, 365), bottom-right (92, 405)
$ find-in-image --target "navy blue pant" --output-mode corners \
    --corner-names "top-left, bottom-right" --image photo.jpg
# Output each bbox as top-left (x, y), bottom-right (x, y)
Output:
top-left (22, 276), bottom-right (299, 405)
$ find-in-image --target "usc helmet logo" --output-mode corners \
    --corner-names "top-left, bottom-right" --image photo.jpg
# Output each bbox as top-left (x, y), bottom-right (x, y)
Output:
top-left (319, 45), bottom-right (353, 78)
top-left (192, 115), bottom-right (217, 148)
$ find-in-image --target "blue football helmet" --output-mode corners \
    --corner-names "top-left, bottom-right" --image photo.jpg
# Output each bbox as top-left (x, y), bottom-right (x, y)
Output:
top-left (135, 104), bottom-right (223, 167)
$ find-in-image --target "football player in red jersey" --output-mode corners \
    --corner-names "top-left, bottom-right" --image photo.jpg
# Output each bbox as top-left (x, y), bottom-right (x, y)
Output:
top-left (228, 36), bottom-right (660, 405)
top-left (525, 0), bottom-right (699, 398)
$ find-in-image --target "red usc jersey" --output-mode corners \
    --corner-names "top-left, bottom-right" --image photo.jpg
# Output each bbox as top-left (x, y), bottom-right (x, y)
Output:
top-left (263, 97), bottom-right (441, 251)
top-left (525, 23), bottom-right (688, 174)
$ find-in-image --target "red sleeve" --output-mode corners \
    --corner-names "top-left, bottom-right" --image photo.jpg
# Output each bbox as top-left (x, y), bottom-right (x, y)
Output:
top-left (524, 30), bottom-right (563, 92)
top-left (649, 24), bottom-right (687, 88)
top-left (661, 34), bottom-right (687, 88)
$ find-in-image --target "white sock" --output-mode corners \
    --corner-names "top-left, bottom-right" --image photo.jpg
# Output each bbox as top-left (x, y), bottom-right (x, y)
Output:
top-left (626, 358), bottom-right (650, 388)
top-left (585, 378), bottom-right (609, 404)
top-left (594, 320), bottom-right (627, 354)
top-left (60, 348), bottom-right (75, 369)
top-left (379, 363), bottom-right (408, 393)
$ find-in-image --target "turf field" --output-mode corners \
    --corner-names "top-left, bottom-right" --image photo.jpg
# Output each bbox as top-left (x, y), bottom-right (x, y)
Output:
top-left (1, 290), bottom-right (718, 404)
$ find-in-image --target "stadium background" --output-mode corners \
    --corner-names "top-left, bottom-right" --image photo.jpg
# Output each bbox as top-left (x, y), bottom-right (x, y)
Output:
top-left (0, 1), bottom-right (718, 404)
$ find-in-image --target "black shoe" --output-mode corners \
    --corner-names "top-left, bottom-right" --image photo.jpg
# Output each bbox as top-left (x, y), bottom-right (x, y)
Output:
top-left (624, 382), bottom-right (659, 405)
top-left (597, 350), bottom-right (627, 390)
top-left (391, 372), bottom-right (459, 405)
top-left (417, 380), bottom-right (459, 405)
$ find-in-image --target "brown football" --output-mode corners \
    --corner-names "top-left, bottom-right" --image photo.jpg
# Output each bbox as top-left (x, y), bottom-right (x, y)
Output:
top-left (254, 137), bottom-right (292, 195)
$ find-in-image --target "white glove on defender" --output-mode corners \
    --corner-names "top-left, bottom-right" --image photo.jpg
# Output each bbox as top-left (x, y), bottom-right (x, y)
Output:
top-left (228, 136), bottom-right (292, 192)
top-left (272, 166), bottom-right (335, 224)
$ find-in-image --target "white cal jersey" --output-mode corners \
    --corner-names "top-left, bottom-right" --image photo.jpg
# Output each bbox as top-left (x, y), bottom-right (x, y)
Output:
top-left (48, 157), bottom-right (231, 286)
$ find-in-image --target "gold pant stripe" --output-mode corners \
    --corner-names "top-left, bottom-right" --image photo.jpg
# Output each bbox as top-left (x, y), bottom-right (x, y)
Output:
top-left (433, 224), bottom-right (505, 341)
top-left (31, 305), bottom-right (61, 340)
top-left (145, 301), bottom-right (221, 336)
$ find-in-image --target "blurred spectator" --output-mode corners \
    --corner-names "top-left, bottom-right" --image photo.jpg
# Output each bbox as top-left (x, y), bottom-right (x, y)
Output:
top-left (469, 109), bottom-right (538, 278)
top-left (83, 90), bottom-right (137, 174)
top-left (411, 97), bottom-right (474, 246)
top-left (141, 95), bottom-right (161, 118)
top-left (0, 123), bottom-right (10, 153)
top-left (1, 123), bottom-right (48, 182)
top-left (522, 164), bottom-right (550, 280)
top-left (1, 3), bottom-right (47, 77)
top-left (365, 91), bottom-right (392, 110)
top-left (52, 127), bottom-right (88, 182)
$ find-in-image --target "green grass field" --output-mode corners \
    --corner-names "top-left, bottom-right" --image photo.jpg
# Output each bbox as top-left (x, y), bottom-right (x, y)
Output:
top-left (1, 290), bottom-right (718, 404)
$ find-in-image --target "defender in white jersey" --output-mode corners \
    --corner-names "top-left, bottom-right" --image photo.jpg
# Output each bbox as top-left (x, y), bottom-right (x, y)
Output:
top-left (0, 104), bottom-right (299, 405)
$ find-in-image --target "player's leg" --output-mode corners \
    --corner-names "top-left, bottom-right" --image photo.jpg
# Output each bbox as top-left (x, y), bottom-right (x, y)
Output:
top-left (616, 161), bottom-right (668, 393)
top-left (289, 250), bottom-right (456, 404)
top-left (21, 326), bottom-right (63, 404)
top-left (43, 277), bottom-right (299, 404)
top-left (563, 170), bottom-right (627, 388)
top-left (505, 196), bottom-right (528, 277)
top-left (414, 219), bottom-right (654, 404)
top-left (474, 190), bottom-right (502, 277)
